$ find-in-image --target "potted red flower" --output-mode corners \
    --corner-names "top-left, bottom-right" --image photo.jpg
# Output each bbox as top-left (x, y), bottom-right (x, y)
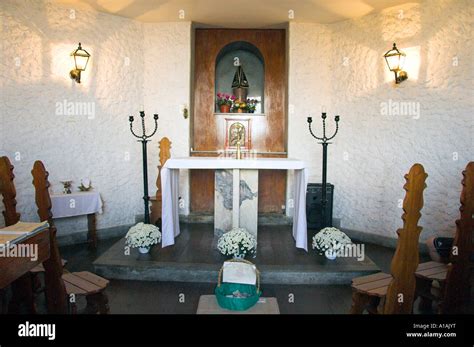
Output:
top-left (217, 92), bottom-right (235, 113)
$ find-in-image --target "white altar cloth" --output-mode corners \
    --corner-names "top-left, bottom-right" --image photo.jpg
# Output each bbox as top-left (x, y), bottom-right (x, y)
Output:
top-left (51, 191), bottom-right (103, 218)
top-left (161, 157), bottom-right (309, 250)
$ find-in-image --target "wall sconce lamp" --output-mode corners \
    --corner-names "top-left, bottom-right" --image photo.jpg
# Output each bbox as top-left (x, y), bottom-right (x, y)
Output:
top-left (384, 43), bottom-right (408, 84)
top-left (70, 42), bottom-right (90, 83)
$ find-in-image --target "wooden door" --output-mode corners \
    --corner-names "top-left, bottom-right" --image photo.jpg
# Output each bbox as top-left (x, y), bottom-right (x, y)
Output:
top-left (191, 29), bottom-right (287, 213)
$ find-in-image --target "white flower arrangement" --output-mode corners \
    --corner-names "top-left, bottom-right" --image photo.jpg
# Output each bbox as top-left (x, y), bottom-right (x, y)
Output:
top-left (312, 227), bottom-right (352, 256)
top-left (217, 227), bottom-right (257, 258)
top-left (125, 222), bottom-right (161, 249)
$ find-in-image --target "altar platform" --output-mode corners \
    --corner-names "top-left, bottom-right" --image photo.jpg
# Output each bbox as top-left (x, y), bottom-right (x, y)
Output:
top-left (93, 223), bottom-right (379, 285)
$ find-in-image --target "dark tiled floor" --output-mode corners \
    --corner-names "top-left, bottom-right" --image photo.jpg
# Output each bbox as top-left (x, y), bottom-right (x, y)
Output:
top-left (58, 227), bottom-right (472, 314)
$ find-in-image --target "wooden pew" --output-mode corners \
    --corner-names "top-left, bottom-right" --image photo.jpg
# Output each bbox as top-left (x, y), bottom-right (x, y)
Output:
top-left (32, 160), bottom-right (110, 314)
top-left (150, 137), bottom-right (172, 227)
top-left (350, 163), bottom-right (428, 314)
top-left (0, 156), bottom-right (68, 314)
top-left (415, 161), bottom-right (473, 313)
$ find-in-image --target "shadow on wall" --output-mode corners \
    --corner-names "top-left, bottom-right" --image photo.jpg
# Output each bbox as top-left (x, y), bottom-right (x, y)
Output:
top-left (303, 0), bottom-right (471, 240)
top-left (1, 0), bottom-right (146, 230)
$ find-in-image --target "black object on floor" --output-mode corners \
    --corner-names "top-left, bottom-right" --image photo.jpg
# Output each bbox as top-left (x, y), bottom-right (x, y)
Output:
top-left (307, 183), bottom-right (334, 230)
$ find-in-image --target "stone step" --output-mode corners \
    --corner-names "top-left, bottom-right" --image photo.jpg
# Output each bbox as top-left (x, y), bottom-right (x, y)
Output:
top-left (94, 261), bottom-right (378, 285)
top-left (94, 225), bottom-right (379, 285)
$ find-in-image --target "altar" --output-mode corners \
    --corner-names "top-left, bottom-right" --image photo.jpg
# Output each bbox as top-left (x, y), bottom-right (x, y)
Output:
top-left (161, 157), bottom-right (308, 250)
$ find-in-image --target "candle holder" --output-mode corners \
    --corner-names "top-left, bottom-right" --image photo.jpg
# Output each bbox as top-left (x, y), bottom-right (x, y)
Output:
top-left (129, 111), bottom-right (159, 224)
top-left (307, 112), bottom-right (340, 229)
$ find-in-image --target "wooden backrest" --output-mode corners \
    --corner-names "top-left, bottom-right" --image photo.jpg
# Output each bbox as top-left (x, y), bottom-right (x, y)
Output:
top-left (31, 160), bottom-right (64, 274)
top-left (155, 137), bottom-right (172, 198)
top-left (0, 156), bottom-right (20, 226)
top-left (31, 160), bottom-right (54, 226)
top-left (442, 161), bottom-right (474, 313)
top-left (384, 163), bottom-right (428, 314)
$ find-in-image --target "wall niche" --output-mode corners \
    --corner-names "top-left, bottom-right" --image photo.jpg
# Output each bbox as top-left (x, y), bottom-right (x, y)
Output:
top-left (215, 41), bottom-right (264, 114)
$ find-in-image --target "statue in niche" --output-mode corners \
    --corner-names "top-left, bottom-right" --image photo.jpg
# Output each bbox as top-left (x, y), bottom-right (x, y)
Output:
top-left (229, 122), bottom-right (245, 147)
top-left (232, 65), bottom-right (249, 102)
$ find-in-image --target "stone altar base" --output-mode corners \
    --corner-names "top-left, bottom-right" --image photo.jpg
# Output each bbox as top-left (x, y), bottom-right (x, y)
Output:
top-left (214, 169), bottom-right (258, 239)
top-left (93, 224), bottom-right (379, 285)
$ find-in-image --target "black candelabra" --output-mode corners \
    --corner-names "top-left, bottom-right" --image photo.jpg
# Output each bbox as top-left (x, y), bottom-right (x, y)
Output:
top-left (307, 112), bottom-right (340, 229)
top-left (129, 110), bottom-right (159, 224)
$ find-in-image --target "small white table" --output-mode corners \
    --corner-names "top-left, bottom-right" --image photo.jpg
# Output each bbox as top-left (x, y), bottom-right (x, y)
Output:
top-left (50, 191), bottom-right (103, 247)
top-left (161, 157), bottom-right (308, 250)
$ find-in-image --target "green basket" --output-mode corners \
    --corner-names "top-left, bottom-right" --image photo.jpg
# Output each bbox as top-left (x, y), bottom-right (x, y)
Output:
top-left (215, 259), bottom-right (262, 311)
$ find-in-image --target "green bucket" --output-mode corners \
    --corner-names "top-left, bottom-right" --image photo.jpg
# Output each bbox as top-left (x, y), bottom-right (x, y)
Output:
top-left (215, 282), bottom-right (262, 311)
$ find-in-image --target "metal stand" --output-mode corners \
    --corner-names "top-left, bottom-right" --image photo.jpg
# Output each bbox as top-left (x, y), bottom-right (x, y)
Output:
top-left (307, 112), bottom-right (340, 228)
top-left (129, 111), bottom-right (159, 224)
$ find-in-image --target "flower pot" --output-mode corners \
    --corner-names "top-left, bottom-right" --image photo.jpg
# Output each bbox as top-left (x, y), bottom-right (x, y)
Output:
top-left (220, 104), bottom-right (231, 113)
top-left (138, 246), bottom-right (150, 254)
top-left (325, 249), bottom-right (337, 260)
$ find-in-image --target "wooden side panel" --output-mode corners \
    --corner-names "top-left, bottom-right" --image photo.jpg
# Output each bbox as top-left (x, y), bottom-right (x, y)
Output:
top-left (258, 170), bottom-right (287, 213)
top-left (191, 29), bottom-right (287, 213)
top-left (190, 170), bottom-right (215, 213)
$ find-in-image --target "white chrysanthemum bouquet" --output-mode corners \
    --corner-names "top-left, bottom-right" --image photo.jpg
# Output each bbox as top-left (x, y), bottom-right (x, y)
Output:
top-left (125, 222), bottom-right (161, 248)
top-left (217, 228), bottom-right (257, 258)
top-left (312, 227), bottom-right (351, 256)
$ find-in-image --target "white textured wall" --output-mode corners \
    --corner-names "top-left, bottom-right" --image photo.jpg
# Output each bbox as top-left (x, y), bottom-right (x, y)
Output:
top-left (0, 0), bottom-right (145, 232)
top-left (1, 0), bottom-right (472, 244)
top-left (288, 0), bottom-right (473, 241)
top-left (0, 0), bottom-right (192, 235)
top-left (143, 22), bottom-right (191, 215)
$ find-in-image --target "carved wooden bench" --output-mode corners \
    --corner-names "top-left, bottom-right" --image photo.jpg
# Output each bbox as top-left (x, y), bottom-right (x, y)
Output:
top-left (0, 156), bottom-right (67, 314)
top-left (30, 259), bottom-right (68, 294)
top-left (62, 271), bottom-right (109, 314)
top-left (415, 261), bottom-right (448, 312)
top-left (32, 160), bottom-right (110, 314)
top-left (415, 162), bottom-right (473, 314)
top-left (150, 137), bottom-right (171, 227)
top-left (350, 164), bottom-right (428, 314)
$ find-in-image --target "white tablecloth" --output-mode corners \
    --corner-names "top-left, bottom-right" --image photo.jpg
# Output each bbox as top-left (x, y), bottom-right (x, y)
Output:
top-left (161, 157), bottom-right (309, 250)
top-left (51, 191), bottom-right (103, 218)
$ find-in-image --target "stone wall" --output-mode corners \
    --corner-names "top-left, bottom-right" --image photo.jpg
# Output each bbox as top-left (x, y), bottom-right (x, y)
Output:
top-left (1, 0), bottom-right (472, 244)
top-left (288, 0), bottom-right (473, 241)
top-left (0, 0), bottom-right (191, 236)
